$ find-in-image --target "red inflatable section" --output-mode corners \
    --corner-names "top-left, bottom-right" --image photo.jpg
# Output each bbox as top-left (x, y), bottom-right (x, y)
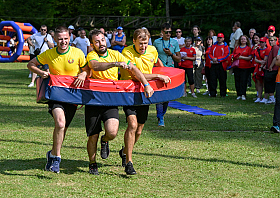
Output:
top-left (49, 67), bottom-right (184, 92)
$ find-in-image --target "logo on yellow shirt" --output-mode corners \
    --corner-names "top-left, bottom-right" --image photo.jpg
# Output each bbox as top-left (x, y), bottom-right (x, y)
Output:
top-left (150, 58), bottom-right (154, 62)
top-left (68, 59), bottom-right (74, 64)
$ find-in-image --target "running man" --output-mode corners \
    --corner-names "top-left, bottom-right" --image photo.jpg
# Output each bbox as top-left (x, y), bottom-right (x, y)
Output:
top-left (119, 28), bottom-right (171, 175)
top-left (27, 26), bottom-right (89, 173)
top-left (86, 29), bottom-right (154, 175)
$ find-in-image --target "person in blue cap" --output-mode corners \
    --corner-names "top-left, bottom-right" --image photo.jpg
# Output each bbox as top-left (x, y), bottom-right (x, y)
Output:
top-left (111, 26), bottom-right (126, 53)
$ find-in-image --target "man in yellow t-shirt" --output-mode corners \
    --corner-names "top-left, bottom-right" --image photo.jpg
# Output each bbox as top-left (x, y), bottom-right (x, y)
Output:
top-left (119, 28), bottom-right (171, 175)
top-left (27, 26), bottom-right (89, 174)
top-left (85, 29), bottom-right (154, 175)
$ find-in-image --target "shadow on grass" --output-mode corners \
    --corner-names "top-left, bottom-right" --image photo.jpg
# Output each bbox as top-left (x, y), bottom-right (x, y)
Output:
top-left (134, 151), bottom-right (278, 169)
top-left (0, 158), bottom-right (119, 178)
top-left (0, 138), bottom-right (277, 171)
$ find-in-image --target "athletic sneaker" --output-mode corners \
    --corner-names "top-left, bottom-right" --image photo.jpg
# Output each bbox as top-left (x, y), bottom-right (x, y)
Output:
top-left (45, 150), bottom-right (54, 171)
top-left (266, 98), bottom-right (275, 104)
top-left (241, 95), bottom-right (246, 101)
top-left (259, 98), bottom-right (267, 103)
top-left (119, 146), bottom-right (126, 167)
top-left (236, 96), bottom-right (241, 100)
top-left (28, 82), bottom-right (34, 87)
top-left (125, 161), bottom-right (137, 175)
top-left (100, 135), bottom-right (110, 159)
top-left (89, 163), bottom-right (99, 175)
top-left (191, 93), bottom-right (197, 98)
top-left (188, 90), bottom-right (191, 94)
top-left (270, 126), bottom-right (280, 133)
top-left (49, 156), bottom-right (61, 173)
top-left (158, 118), bottom-right (165, 127)
top-left (196, 89), bottom-right (200, 93)
top-left (254, 98), bottom-right (261, 103)
top-left (28, 73), bottom-right (32, 78)
top-left (203, 91), bottom-right (209, 95)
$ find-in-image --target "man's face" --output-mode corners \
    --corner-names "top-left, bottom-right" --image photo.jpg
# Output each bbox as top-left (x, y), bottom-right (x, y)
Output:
top-left (133, 36), bottom-right (149, 55)
top-left (162, 28), bottom-right (172, 40)
top-left (92, 34), bottom-right (107, 54)
top-left (117, 29), bottom-right (123, 34)
top-left (217, 37), bottom-right (224, 43)
top-left (100, 28), bottom-right (105, 34)
top-left (176, 29), bottom-right (182, 38)
top-left (268, 30), bottom-right (275, 37)
top-left (249, 30), bottom-right (255, 38)
top-left (192, 27), bottom-right (198, 35)
top-left (55, 31), bottom-right (69, 51)
top-left (40, 26), bottom-right (47, 35)
top-left (80, 30), bottom-right (86, 38)
top-left (269, 38), bottom-right (276, 47)
top-left (185, 39), bottom-right (191, 46)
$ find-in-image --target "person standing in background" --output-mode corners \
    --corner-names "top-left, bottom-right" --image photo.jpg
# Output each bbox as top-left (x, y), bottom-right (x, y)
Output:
top-left (68, 25), bottom-right (76, 46)
top-left (111, 26), bottom-right (126, 53)
top-left (153, 22), bottom-right (181, 127)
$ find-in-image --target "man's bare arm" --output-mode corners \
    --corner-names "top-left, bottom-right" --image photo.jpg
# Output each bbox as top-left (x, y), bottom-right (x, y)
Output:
top-left (27, 58), bottom-right (49, 78)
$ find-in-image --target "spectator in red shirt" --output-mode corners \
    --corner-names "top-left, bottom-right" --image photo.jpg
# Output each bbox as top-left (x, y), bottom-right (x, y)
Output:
top-left (232, 35), bottom-right (252, 100)
top-left (253, 37), bottom-right (270, 103)
top-left (208, 33), bottom-right (230, 97)
top-left (266, 25), bottom-right (279, 50)
top-left (203, 36), bottom-right (213, 96)
top-left (248, 33), bottom-right (260, 88)
top-left (263, 36), bottom-right (279, 104)
top-left (179, 37), bottom-right (197, 97)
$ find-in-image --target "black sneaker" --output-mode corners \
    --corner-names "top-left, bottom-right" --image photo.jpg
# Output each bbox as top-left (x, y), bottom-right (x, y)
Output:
top-left (119, 146), bottom-right (126, 167)
top-left (89, 163), bottom-right (99, 175)
top-left (125, 161), bottom-right (136, 175)
top-left (100, 135), bottom-right (110, 159)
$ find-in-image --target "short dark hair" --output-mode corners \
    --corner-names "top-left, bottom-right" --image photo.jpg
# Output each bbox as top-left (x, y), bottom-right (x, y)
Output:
top-left (41, 25), bottom-right (47, 29)
top-left (54, 26), bottom-right (68, 35)
top-left (192, 25), bottom-right (201, 33)
top-left (161, 23), bottom-right (171, 31)
top-left (88, 29), bottom-right (103, 44)
top-left (235, 21), bottom-right (241, 28)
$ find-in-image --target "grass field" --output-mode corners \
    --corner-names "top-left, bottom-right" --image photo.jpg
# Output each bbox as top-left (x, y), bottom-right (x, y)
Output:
top-left (0, 63), bottom-right (280, 197)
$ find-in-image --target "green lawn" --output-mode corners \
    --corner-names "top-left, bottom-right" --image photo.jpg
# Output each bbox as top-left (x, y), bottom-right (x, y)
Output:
top-left (0, 63), bottom-right (279, 197)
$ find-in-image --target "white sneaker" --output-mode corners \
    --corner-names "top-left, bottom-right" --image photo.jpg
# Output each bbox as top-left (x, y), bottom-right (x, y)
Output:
top-left (191, 93), bottom-right (197, 98)
top-left (182, 93), bottom-right (187, 97)
top-left (254, 98), bottom-right (261, 103)
top-left (188, 90), bottom-right (191, 94)
top-left (203, 91), bottom-right (209, 95)
top-left (196, 89), bottom-right (200, 93)
top-left (28, 73), bottom-right (32, 78)
top-left (28, 82), bottom-right (34, 87)
top-left (266, 98), bottom-right (275, 104)
top-left (259, 98), bottom-right (267, 103)
top-left (242, 95), bottom-right (246, 100)
top-left (237, 96), bottom-right (241, 100)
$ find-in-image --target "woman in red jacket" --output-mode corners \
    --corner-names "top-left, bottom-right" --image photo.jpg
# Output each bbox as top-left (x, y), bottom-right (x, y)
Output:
top-left (179, 37), bottom-right (197, 97)
top-left (232, 35), bottom-right (252, 100)
top-left (204, 36), bottom-right (213, 95)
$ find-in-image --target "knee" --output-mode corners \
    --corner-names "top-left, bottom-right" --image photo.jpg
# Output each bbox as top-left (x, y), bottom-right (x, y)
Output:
top-left (105, 131), bottom-right (117, 140)
top-left (127, 120), bottom-right (138, 132)
top-left (88, 134), bottom-right (99, 144)
top-left (55, 119), bottom-right (66, 130)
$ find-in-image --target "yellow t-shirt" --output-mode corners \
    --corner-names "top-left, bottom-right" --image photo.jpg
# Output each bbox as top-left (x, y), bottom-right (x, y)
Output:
top-left (36, 46), bottom-right (86, 76)
top-left (120, 45), bottom-right (158, 80)
top-left (87, 49), bottom-right (130, 81)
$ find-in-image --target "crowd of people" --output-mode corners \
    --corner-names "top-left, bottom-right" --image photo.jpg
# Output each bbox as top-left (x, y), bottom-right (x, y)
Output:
top-left (26, 21), bottom-right (280, 176)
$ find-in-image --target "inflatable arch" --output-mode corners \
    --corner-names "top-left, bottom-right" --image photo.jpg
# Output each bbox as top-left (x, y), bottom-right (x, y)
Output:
top-left (0, 21), bottom-right (38, 62)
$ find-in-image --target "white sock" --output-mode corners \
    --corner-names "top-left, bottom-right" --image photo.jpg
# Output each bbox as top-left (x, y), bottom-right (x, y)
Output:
top-left (269, 96), bottom-right (275, 100)
top-left (50, 152), bottom-right (61, 158)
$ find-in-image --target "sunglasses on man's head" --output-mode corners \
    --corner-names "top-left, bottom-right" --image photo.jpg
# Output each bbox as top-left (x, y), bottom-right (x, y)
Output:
top-left (164, 31), bottom-right (172, 34)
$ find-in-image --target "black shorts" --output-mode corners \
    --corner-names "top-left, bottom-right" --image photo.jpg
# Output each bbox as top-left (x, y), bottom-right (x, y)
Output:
top-left (123, 105), bottom-right (150, 124)
top-left (48, 101), bottom-right (77, 128)
top-left (264, 70), bottom-right (278, 93)
top-left (85, 106), bottom-right (119, 136)
top-left (179, 67), bottom-right (194, 85)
